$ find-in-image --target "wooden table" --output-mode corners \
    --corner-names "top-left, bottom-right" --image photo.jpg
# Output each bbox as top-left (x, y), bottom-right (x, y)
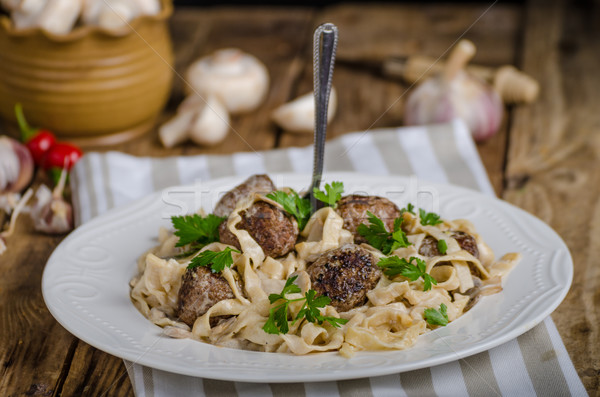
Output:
top-left (1, 1), bottom-right (598, 395)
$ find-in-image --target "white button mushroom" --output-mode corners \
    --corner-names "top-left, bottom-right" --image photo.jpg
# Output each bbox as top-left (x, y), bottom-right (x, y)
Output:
top-left (185, 48), bottom-right (270, 115)
top-left (11, 0), bottom-right (81, 35)
top-left (271, 88), bottom-right (337, 133)
top-left (159, 94), bottom-right (230, 148)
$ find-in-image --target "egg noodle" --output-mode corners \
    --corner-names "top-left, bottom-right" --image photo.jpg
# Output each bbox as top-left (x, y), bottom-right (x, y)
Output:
top-left (130, 191), bottom-right (520, 357)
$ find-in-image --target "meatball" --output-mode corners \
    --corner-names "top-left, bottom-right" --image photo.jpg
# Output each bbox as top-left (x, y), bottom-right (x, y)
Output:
top-left (219, 201), bottom-right (299, 258)
top-left (335, 195), bottom-right (401, 244)
top-left (177, 266), bottom-right (242, 327)
top-left (306, 244), bottom-right (381, 312)
top-left (418, 231), bottom-right (479, 258)
top-left (214, 174), bottom-right (276, 217)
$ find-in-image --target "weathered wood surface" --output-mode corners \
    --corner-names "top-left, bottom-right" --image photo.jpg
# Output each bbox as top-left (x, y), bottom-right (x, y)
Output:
top-left (0, 1), bottom-right (597, 395)
top-left (504, 0), bottom-right (600, 393)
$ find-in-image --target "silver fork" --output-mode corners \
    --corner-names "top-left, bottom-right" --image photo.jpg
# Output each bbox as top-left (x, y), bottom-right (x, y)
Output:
top-left (305, 23), bottom-right (338, 211)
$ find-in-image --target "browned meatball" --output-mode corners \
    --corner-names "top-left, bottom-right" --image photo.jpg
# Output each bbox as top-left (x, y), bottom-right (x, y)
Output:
top-left (177, 266), bottom-right (242, 327)
top-left (214, 174), bottom-right (276, 217)
top-left (418, 231), bottom-right (479, 258)
top-left (335, 195), bottom-right (401, 244)
top-left (219, 201), bottom-right (299, 258)
top-left (307, 244), bottom-right (381, 312)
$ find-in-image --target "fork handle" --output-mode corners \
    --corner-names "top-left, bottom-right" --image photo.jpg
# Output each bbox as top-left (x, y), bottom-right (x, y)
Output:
top-left (308, 23), bottom-right (338, 205)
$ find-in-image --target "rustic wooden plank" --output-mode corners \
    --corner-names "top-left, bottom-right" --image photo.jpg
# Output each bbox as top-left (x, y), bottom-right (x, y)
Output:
top-left (280, 4), bottom-right (517, 197)
top-left (504, 0), bottom-right (600, 393)
top-left (0, 215), bottom-right (76, 396)
top-left (60, 341), bottom-right (132, 396)
top-left (324, 3), bottom-right (521, 67)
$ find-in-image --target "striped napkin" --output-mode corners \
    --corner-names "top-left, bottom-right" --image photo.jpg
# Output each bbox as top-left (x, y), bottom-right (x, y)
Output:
top-left (70, 120), bottom-right (586, 397)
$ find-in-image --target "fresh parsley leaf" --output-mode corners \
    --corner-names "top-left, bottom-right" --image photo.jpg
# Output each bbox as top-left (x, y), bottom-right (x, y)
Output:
top-left (437, 239), bottom-right (448, 255)
top-left (419, 208), bottom-right (443, 226)
top-left (263, 276), bottom-right (349, 335)
top-left (262, 310), bottom-right (281, 334)
top-left (357, 212), bottom-right (411, 254)
top-left (268, 275), bottom-right (301, 304)
top-left (400, 203), bottom-right (415, 216)
top-left (267, 190), bottom-right (312, 230)
top-left (313, 181), bottom-right (344, 207)
top-left (424, 303), bottom-right (449, 326)
top-left (187, 247), bottom-right (240, 273)
top-left (377, 256), bottom-right (438, 291)
top-left (171, 214), bottom-right (225, 247)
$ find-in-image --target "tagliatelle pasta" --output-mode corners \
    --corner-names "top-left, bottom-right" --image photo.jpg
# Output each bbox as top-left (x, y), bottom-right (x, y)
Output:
top-left (130, 184), bottom-right (521, 357)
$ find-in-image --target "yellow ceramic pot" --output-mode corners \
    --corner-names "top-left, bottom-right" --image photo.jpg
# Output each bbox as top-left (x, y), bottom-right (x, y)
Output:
top-left (0, 0), bottom-right (174, 145)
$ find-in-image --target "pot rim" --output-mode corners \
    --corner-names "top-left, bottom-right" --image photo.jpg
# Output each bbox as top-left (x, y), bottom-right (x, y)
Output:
top-left (0, 0), bottom-right (173, 42)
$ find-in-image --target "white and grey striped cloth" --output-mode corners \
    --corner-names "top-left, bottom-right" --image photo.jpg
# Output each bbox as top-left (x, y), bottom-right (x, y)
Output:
top-left (70, 120), bottom-right (586, 397)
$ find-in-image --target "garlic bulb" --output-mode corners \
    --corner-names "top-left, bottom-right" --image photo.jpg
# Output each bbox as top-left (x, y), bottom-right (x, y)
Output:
top-left (30, 168), bottom-right (73, 234)
top-left (159, 94), bottom-right (230, 148)
top-left (0, 136), bottom-right (34, 194)
top-left (271, 88), bottom-right (337, 133)
top-left (404, 40), bottom-right (503, 142)
top-left (185, 48), bottom-right (269, 115)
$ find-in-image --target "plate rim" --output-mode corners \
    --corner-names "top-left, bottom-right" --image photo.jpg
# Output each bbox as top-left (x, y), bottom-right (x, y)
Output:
top-left (42, 172), bottom-right (573, 383)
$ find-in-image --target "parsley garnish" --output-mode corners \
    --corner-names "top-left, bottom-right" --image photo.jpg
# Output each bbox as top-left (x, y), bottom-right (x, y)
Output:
top-left (400, 203), bottom-right (416, 216)
top-left (262, 276), bottom-right (349, 335)
top-left (437, 239), bottom-right (448, 255)
top-left (266, 190), bottom-right (312, 230)
top-left (171, 214), bottom-right (225, 248)
top-left (357, 212), bottom-right (411, 254)
top-left (419, 208), bottom-right (443, 226)
top-left (187, 247), bottom-right (240, 273)
top-left (424, 303), bottom-right (449, 326)
top-left (377, 256), bottom-right (437, 291)
top-left (313, 181), bottom-right (344, 207)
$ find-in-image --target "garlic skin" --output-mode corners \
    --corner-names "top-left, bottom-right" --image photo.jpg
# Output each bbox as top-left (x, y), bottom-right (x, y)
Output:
top-left (404, 39), bottom-right (503, 142)
top-left (185, 48), bottom-right (269, 115)
top-left (30, 169), bottom-right (73, 235)
top-left (31, 184), bottom-right (73, 234)
top-left (159, 94), bottom-right (230, 148)
top-left (404, 72), bottom-right (503, 142)
top-left (271, 88), bottom-right (337, 133)
top-left (0, 136), bottom-right (34, 194)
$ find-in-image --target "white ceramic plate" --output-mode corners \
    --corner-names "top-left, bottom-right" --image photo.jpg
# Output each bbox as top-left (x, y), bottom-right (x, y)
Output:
top-left (42, 173), bottom-right (572, 383)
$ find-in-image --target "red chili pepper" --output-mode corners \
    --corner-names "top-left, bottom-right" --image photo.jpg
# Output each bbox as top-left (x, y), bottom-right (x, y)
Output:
top-left (25, 130), bottom-right (56, 166)
top-left (14, 103), bottom-right (83, 171)
top-left (15, 103), bottom-right (57, 166)
top-left (42, 142), bottom-right (82, 171)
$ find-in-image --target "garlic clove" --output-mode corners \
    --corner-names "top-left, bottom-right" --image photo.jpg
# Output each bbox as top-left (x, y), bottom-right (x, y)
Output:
top-left (185, 48), bottom-right (270, 115)
top-left (31, 169), bottom-right (73, 235)
top-left (271, 88), bottom-right (337, 133)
